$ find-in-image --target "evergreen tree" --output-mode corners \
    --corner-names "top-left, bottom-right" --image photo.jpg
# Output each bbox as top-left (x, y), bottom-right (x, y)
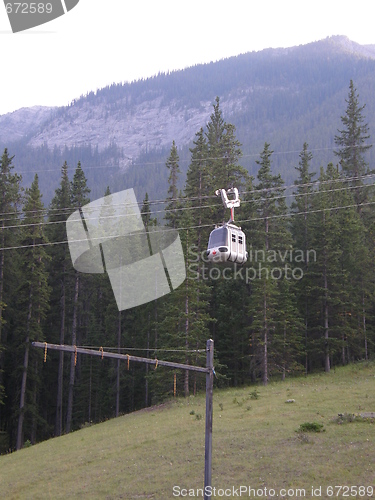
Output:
top-left (330, 84), bottom-right (375, 359)
top-left (205, 97), bottom-right (247, 221)
top-left (71, 161), bottom-right (90, 209)
top-left (15, 174), bottom-right (50, 449)
top-left (66, 162), bottom-right (90, 433)
top-left (290, 143), bottom-right (316, 373)
top-left (337, 196), bottom-right (372, 364)
top-left (334, 80), bottom-right (372, 209)
top-left (155, 214), bottom-right (211, 399)
top-left (273, 278), bottom-right (305, 380)
top-left (141, 192), bottom-right (157, 229)
top-left (185, 128), bottom-right (210, 255)
top-left (165, 141), bottom-right (181, 229)
top-left (246, 143), bottom-right (293, 385)
top-left (0, 149), bottom-right (22, 429)
top-left (248, 265), bottom-right (279, 385)
top-left (139, 192), bottom-right (158, 406)
top-left (154, 134), bottom-right (215, 398)
top-left (183, 104), bottom-right (250, 389)
top-left (76, 186), bottom-right (119, 424)
top-left (212, 276), bottom-right (250, 385)
top-left (291, 143), bottom-right (315, 230)
top-left (46, 161), bottom-right (73, 436)
top-left (307, 164), bottom-right (359, 372)
top-left (331, 168), bottom-right (374, 365)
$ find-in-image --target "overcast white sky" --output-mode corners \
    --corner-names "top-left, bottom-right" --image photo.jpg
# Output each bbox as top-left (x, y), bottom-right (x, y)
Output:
top-left (0, 0), bottom-right (374, 116)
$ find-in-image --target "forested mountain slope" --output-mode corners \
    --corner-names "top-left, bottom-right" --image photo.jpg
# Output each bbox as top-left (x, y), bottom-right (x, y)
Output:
top-left (1, 35), bottom-right (375, 202)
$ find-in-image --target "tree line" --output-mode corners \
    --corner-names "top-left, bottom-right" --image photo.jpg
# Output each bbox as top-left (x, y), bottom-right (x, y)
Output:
top-left (0, 81), bottom-right (374, 453)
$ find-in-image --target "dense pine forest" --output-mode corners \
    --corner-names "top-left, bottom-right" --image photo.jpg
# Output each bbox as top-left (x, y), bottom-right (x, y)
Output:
top-left (0, 81), bottom-right (374, 453)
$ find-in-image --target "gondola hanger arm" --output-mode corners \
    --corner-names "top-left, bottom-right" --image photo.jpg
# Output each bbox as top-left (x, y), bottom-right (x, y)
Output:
top-left (215, 188), bottom-right (240, 223)
top-left (215, 188), bottom-right (241, 209)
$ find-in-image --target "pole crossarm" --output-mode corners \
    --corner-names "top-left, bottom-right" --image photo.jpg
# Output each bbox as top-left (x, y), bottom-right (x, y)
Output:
top-left (32, 342), bottom-right (210, 374)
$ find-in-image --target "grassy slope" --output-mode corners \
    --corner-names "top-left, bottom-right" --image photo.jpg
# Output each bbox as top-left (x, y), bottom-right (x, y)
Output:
top-left (1, 363), bottom-right (374, 499)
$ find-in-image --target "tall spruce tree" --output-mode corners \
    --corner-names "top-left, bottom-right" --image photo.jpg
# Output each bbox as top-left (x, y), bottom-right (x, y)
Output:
top-left (76, 185), bottom-right (119, 424)
top-left (246, 143), bottom-right (294, 385)
top-left (291, 143), bottom-right (316, 374)
top-left (273, 278), bottom-right (305, 380)
top-left (46, 161), bottom-right (73, 436)
top-left (334, 80), bottom-right (372, 209)
top-left (141, 192), bottom-right (157, 229)
top-left (184, 104), bottom-right (250, 387)
top-left (164, 153), bottom-right (193, 396)
top-left (156, 213), bottom-right (211, 398)
top-left (66, 162), bottom-right (90, 433)
top-left (252, 143), bottom-right (289, 250)
top-left (205, 97), bottom-right (247, 221)
top-left (308, 164), bottom-right (351, 372)
top-left (195, 101), bottom-right (249, 384)
top-left (140, 192), bottom-right (158, 405)
top-left (0, 149), bottom-right (22, 429)
top-left (334, 83), bottom-right (375, 354)
top-left (185, 128), bottom-right (210, 255)
top-left (336, 188), bottom-right (371, 364)
top-left (165, 141), bottom-right (181, 229)
top-left (15, 174), bottom-right (50, 449)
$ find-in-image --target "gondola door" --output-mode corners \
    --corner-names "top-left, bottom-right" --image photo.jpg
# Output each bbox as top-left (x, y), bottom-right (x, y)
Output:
top-left (228, 227), bottom-right (237, 263)
top-left (237, 231), bottom-right (246, 263)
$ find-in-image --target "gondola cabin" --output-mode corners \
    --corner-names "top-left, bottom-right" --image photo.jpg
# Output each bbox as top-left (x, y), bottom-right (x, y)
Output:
top-left (206, 223), bottom-right (248, 264)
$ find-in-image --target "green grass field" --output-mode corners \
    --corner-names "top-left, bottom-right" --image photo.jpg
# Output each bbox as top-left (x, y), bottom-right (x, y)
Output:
top-left (1, 362), bottom-right (374, 499)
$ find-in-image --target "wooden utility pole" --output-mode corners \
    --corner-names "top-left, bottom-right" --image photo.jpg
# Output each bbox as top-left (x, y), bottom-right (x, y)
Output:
top-left (32, 339), bottom-right (214, 494)
top-left (204, 339), bottom-right (214, 500)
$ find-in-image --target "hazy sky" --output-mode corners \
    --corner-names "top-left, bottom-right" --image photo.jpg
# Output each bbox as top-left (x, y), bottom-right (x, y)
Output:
top-left (1, 0), bottom-right (375, 116)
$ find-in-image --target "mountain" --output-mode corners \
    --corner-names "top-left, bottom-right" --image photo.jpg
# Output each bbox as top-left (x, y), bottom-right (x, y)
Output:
top-left (0, 106), bottom-right (57, 143)
top-left (1, 35), bottom-right (375, 203)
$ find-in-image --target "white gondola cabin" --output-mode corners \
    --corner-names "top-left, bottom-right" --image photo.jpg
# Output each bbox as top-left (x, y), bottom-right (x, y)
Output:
top-left (207, 223), bottom-right (248, 264)
top-left (206, 188), bottom-right (248, 264)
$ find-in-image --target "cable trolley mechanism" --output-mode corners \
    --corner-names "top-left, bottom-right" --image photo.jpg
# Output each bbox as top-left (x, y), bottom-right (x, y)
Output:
top-left (206, 188), bottom-right (248, 264)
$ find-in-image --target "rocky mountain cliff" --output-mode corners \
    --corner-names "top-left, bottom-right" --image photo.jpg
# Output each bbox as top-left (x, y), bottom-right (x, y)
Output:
top-left (0, 106), bottom-right (56, 143)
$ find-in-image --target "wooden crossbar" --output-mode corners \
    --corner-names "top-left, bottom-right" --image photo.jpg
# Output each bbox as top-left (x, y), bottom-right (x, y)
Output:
top-left (32, 341), bottom-right (210, 373)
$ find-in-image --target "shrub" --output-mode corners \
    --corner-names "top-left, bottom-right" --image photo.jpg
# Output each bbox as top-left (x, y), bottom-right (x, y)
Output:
top-left (250, 389), bottom-right (259, 400)
top-left (297, 422), bottom-right (324, 433)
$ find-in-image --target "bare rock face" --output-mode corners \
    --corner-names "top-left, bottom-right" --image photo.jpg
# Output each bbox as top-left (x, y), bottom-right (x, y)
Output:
top-left (0, 93), bottom-right (248, 169)
top-left (0, 97), bottom-right (220, 169)
top-left (0, 106), bottom-right (57, 143)
top-left (28, 97), bottom-right (216, 168)
top-left (329, 35), bottom-right (375, 59)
